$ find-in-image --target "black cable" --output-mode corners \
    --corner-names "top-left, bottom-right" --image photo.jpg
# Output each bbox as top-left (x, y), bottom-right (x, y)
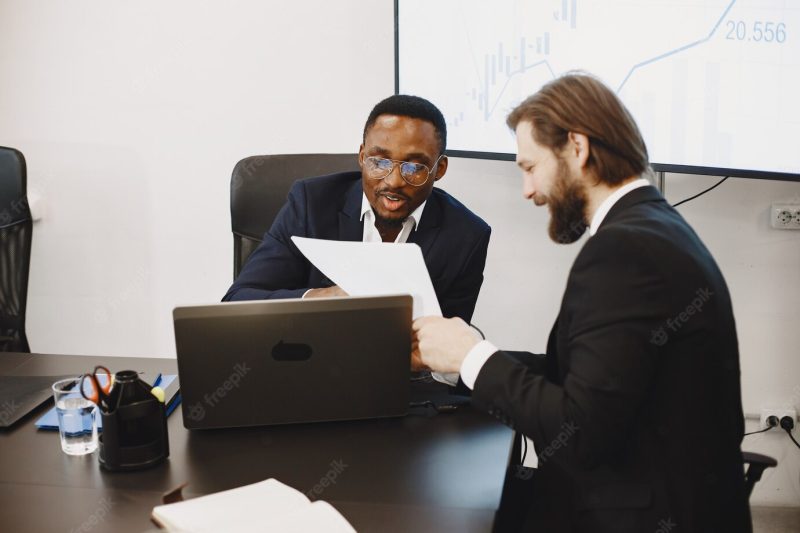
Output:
top-left (785, 429), bottom-right (800, 450)
top-left (672, 176), bottom-right (729, 207)
top-left (744, 426), bottom-right (774, 436)
top-left (779, 416), bottom-right (800, 450)
top-left (744, 415), bottom-right (778, 436)
top-left (521, 433), bottom-right (528, 465)
top-left (469, 323), bottom-right (486, 340)
top-left (408, 400), bottom-right (459, 413)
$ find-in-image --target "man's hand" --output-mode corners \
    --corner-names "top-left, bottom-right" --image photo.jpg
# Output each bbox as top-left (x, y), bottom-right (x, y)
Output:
top-left (410, 340), bottom-right (429, 372)
top-left (304, 286), bottom-right (348, 298)
top-left (411, 316), bottom-right (481, 374)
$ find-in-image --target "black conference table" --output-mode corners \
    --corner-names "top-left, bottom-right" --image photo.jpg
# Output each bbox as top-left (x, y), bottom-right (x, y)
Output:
top-left (0, 352), bottom-right (514, 532)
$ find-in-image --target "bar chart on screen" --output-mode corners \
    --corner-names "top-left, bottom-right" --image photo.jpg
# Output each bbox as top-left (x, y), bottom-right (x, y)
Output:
top-left (398, 0), bottom-right (799, 177)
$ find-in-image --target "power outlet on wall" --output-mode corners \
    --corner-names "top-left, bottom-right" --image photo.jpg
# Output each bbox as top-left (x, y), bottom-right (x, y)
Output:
top-left (770, 203), bottom-right (800, 229)
top-left (760, 407), bottom-right (797, 430)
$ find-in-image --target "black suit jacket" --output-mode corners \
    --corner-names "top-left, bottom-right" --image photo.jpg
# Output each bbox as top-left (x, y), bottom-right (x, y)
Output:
top-left (473, 186), bottom-right (749, 532)
top-left (223, 171), bottom-right (491, 323)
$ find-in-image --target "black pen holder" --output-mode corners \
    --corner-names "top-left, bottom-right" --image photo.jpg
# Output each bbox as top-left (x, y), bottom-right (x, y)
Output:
top-left (98, 370), bottom-right (169, 471)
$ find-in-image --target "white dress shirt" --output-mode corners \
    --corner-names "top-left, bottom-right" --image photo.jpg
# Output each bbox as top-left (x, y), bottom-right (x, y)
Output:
top-left (459, 177), bottom-right (652, 389)
top-left (360, 193), bottom-right (426, 243)
top-left (302, 195), bottom-right (426, 298)
top-left (588, 178), bottom-right (650, 236)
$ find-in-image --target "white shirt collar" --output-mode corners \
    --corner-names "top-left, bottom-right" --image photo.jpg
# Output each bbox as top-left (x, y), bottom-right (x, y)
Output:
top-left (588, 178), bottom-right (651, 236)
top-left (360, 193), bottom-right (427, 243)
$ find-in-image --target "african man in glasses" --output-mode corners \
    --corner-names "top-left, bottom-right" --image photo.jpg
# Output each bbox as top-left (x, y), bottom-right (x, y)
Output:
top-left (224, 95), bottom-right (491, 334)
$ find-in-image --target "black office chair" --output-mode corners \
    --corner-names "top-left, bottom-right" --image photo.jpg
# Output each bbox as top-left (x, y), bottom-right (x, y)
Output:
top-left (493, 438), bottom-right (778, 532)
top-left (742, 450), bottom-right (777, 498)
top-left (229, 153), bottom-right (358, 279)
top-left (0, 147), bottom-right (32, 352)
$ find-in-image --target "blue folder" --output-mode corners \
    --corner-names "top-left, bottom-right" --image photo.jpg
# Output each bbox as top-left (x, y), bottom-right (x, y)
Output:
top-left (36, 374), bottom-right (180, 431)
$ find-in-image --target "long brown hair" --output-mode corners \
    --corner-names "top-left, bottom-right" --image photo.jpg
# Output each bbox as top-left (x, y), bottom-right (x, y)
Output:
top-left (507, 72), bottom-right (650, 185)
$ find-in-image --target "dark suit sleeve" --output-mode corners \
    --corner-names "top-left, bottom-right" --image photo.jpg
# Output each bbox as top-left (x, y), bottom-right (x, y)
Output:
top-left (439, 225), bottom-right (491, 323)
top-left (222, 181), bottom-right (313, 301)
top-left (472, 229), bottom-right (669, 471)
top-left (502, 350), bottom-right (547, 374)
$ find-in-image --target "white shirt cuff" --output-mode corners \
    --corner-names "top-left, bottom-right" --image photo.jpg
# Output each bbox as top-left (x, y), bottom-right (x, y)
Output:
top-left (459, 340), bottom-right (499, 390)
top-left (431, 372), bottom-right (460, 387)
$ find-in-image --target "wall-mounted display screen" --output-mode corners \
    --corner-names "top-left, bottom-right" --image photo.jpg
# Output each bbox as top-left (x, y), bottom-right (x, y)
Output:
top-left (397, 0), bottom-right (800, 180)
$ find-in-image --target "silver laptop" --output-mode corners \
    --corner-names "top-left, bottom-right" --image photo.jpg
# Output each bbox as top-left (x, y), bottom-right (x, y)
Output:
top-left (173, 295), bottom-right (411, 429)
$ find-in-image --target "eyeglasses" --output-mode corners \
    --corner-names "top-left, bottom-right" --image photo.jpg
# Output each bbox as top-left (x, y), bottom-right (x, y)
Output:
top-left (361, 155), bottom-right (444, 187)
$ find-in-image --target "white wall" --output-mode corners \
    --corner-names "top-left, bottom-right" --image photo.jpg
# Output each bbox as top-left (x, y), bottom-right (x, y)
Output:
top-left (0, 0), bottom-right (394, 357)
top-left (1, 0), bottom-right (797, 507)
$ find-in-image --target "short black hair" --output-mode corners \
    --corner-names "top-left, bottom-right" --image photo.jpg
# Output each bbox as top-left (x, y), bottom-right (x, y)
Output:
top-left (362, 94), bottom-right (447, 154)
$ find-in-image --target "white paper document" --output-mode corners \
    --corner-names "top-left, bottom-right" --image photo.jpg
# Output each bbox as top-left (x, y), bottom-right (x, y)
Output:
top-left (292, 236), bottom-right (459, 386)
top-left (291, 236), bottom-right (441, 319)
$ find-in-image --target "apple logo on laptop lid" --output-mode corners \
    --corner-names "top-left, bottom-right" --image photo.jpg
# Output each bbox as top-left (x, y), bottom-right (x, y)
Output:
top-left (271, 340), bottom-right (312, 362)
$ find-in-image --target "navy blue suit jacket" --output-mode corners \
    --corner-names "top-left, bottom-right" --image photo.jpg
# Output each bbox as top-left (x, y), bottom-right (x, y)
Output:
top-left (223, 171), bottom-right (491, 323)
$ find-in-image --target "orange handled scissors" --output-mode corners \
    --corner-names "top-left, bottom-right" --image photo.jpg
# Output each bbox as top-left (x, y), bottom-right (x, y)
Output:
top-left (79, 365), bottom-right (113, 410)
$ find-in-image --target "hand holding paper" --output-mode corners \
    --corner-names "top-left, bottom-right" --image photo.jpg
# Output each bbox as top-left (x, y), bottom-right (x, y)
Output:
top-left (292, 236), bottom-right (459, 385)
top-left (292, 236), bottom-right (441, 319)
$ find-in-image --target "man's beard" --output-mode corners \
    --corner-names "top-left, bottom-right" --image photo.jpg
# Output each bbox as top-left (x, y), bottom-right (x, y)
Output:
top-left (373, 209), bottom-right (405, 228)
top-left (546, 160), bottom-right (589, 244)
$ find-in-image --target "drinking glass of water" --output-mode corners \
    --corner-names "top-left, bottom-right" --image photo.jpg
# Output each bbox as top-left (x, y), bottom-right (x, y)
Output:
top-left (52, 378), bottom-right (98, 456)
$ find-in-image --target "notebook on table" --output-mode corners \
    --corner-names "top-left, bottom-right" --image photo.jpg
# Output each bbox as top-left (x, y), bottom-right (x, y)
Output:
top-left (151, 478), bottom-right (355, 532)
